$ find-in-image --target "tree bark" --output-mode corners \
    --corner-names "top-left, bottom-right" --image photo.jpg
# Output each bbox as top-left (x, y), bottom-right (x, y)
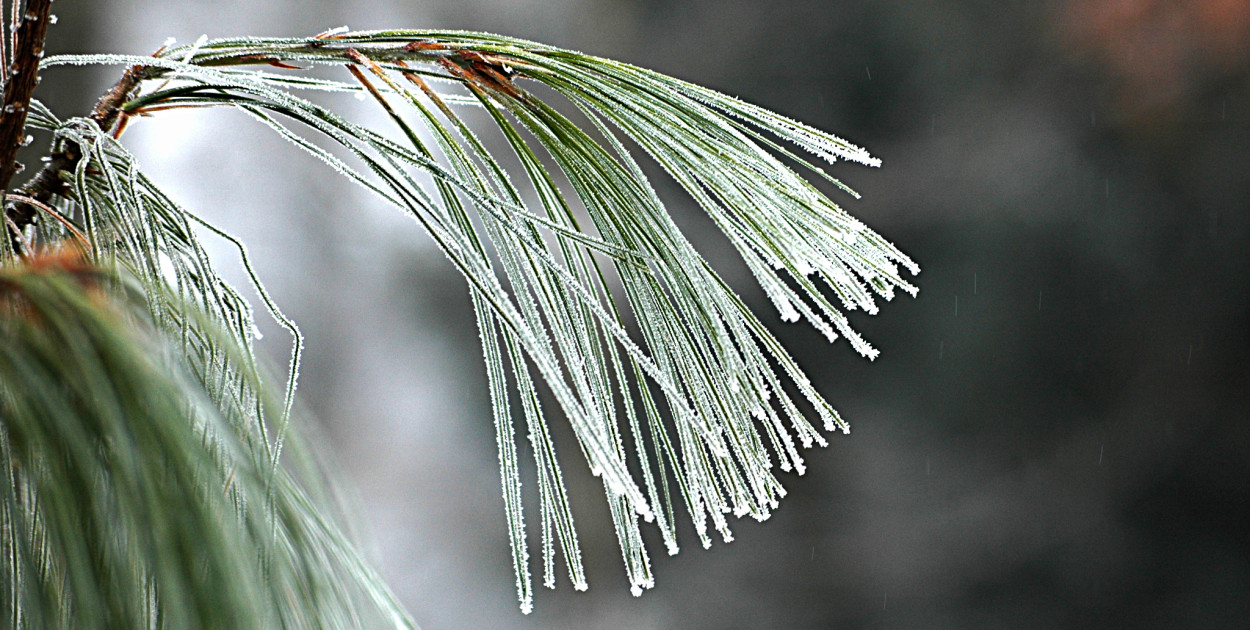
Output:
top-left (0, 0), bottom-right (53, 195)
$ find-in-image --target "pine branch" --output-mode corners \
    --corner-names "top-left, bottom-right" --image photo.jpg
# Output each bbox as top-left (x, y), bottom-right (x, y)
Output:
top-left (7, 28), bottom-right (921, 616)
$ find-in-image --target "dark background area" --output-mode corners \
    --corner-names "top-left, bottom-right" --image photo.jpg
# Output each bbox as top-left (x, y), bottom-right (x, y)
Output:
top-left (30, 1), bottom-right (1250, 628)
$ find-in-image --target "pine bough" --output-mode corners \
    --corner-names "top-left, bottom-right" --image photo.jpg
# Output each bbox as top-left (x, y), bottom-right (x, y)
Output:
top-left (3, 26), bottom-right (918, 620)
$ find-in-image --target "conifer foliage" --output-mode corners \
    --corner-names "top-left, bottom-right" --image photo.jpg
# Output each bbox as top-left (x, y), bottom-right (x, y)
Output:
top-left (1, 5), bottom-right (917, 622)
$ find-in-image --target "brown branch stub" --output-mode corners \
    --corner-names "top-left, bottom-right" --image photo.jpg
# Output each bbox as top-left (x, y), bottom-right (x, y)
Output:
top-left (0, 0), bottom-right (53, 196)
top-left (90, 61), bottom-right (146, 134)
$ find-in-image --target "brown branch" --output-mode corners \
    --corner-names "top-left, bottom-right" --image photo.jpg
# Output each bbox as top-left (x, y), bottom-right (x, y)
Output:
top-left (0, 0), bottom-right (53, 195)
top-left (2, 39), bottom-right (148, 255)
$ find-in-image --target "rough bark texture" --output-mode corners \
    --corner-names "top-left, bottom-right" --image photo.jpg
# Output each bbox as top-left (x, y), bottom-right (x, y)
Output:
top-left (0, 0), bottom-right (53, 195)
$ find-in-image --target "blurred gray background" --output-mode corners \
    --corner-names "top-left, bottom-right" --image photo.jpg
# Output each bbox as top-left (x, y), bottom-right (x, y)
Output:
top-left (32, 1), bottom-right (1250, 628)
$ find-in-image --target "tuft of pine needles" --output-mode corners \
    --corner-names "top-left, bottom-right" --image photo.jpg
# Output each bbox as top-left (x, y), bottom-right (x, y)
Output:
top-left (4, 25), bottom-right (919, 617)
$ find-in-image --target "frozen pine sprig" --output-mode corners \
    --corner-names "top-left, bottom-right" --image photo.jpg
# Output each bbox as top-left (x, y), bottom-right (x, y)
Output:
top-left (33, 28), bottom-right (919, 614)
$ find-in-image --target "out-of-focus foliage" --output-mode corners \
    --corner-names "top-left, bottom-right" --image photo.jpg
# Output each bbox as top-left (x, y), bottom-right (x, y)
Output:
top-left (0, 255), bottom-right (415, 629)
